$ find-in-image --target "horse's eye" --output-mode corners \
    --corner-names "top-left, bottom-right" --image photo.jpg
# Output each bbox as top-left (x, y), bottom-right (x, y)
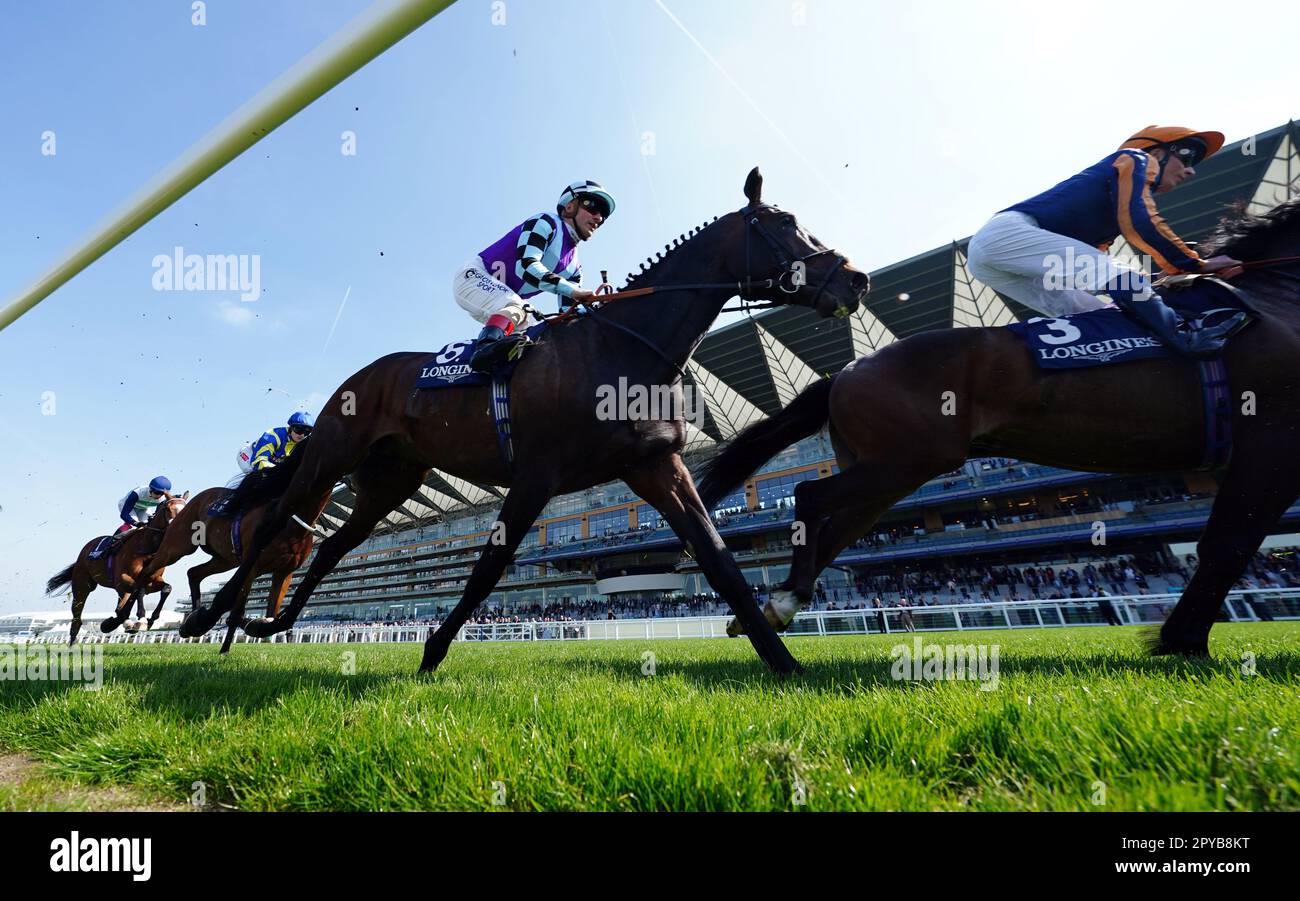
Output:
top-left (781, 216), bottom-right (796, 228)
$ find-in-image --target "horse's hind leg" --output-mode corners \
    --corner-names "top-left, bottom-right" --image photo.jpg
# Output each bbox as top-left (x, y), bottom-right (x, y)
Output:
top-left (68, 569), bottom-right (94, 645)
top-left (223, 570), bottom-right (289, 653)
top-left (1156, 448), bottom-right (1300, 656)
top-left (245, 456), bottom-right (429, 638)
top-left (101, 576), bottom-right (139, 633)
top-left (192, 415), bottom-right (368, 638)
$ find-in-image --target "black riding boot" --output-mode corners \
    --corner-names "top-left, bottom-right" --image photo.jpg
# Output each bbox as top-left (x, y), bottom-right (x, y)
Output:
top-left (1113, 291), bottom-right (1248, 361)
top-left (469, 325), bottom-right (524, 374)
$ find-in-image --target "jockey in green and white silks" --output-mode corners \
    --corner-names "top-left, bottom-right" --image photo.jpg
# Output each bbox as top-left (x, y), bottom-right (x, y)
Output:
top-left (117, 476), bottom-right (172, 532)
top-left (454, 180), bottom-right (615, 373)
top-left (87, 476), bottom-right (172, 560)
top-left (966, 125), bottom-right (1247, 359)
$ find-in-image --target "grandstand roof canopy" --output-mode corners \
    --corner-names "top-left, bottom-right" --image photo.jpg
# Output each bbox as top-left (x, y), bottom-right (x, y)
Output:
top-left (334, 120), bottom-right (1299, 534)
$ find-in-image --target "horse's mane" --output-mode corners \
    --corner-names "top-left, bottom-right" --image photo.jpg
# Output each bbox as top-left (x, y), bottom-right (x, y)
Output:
top-left (1199, 196), bottom-right (1300, 259)
top-left (621, 215), bottom-right (723, 290)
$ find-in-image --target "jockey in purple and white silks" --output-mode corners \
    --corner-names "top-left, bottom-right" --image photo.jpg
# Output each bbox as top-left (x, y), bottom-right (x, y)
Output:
top-left (454, 180), bottom-right (615, 373)
top-left (966, 125), bottom-right (1247, 359)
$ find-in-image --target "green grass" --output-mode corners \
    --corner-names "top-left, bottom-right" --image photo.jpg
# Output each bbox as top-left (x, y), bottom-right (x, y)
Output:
top-left (1, 624), bottom-right (1298, 811)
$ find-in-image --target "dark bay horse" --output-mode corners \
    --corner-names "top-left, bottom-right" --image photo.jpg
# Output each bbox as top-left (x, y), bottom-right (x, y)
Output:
top-left (103, 486), bottom-right (314, 651)
top-left (183, 168), bottom-right (869, 674)
top-left (45, 493), bottom-right (190, 644)
top-left (696, 198), bottom-right (1300, 657)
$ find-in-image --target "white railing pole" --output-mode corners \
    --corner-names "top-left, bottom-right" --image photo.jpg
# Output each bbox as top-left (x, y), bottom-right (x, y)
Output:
top-left (0, 0), bottom-right (458, 332)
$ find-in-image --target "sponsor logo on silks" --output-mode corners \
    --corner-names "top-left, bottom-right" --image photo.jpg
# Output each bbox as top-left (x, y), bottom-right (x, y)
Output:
top-left (1036, 335), bottom-right (1161, 363)
top-left (419, 363), bottom-right (476, 384)
top-left (49, 831), bottom-right (152, 882)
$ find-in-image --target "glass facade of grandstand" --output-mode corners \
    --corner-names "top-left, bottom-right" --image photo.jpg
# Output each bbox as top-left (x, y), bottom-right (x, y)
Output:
top-left (203, 121), bottom-right (1300, 624)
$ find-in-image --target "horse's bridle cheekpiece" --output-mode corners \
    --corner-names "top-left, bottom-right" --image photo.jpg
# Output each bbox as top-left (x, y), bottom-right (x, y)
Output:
top-left (740, 202), bottom-right (850, 315)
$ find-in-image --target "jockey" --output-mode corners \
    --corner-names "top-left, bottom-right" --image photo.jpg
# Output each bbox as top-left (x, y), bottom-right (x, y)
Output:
top-left (239, 411), bottom-right (315, 473)
top-left (454, 180), bottom-right (614, 373)
top-left (89, 476), bottom-right (171, 559)
top-left (118, 476), bottom-right (172, 532)
top-left (967, 126), bottom-right (1248, 359)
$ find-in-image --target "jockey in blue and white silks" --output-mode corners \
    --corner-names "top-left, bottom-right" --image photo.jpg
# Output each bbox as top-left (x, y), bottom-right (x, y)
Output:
top-left (238, 411), bottom-right (315, 473)
top-left (454, 180), bottom-right (615, 373)
top-left (966, 126), bottom-right (1247, 359)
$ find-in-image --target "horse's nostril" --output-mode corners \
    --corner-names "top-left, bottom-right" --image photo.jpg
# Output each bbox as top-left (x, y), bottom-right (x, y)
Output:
top-left (851, 272), bottom-right (870, 294)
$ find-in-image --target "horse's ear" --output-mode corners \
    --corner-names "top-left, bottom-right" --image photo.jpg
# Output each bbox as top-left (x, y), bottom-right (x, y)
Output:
top-left (183, 490), bottom-right (191, 500)
top-left (744, 167), bottom-right (762, 206)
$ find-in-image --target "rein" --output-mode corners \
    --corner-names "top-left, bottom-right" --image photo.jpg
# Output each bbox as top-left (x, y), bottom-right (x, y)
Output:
top-left (526, 204), bottom-right (844, 379)
top-left (1234, 255), bottom-right (1300, 286)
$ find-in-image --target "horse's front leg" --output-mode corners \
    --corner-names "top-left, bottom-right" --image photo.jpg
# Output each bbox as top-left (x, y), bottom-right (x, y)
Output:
top-left (625, 451), bottom-right (800, 675)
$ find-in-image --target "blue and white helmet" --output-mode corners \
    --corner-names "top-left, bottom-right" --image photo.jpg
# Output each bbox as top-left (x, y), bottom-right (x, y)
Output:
top-left (287, 411), bottom-right (315, 430)
top-left (148, 476), bottom-right (172, 494)
top-left (556, 180), bottom-right (615, 219)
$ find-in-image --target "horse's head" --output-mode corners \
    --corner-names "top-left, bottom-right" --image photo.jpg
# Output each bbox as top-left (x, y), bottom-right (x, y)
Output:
top-left (155, 491), bottom-right (190, 528)
top-left (717, 167), bottom-right (869, 318)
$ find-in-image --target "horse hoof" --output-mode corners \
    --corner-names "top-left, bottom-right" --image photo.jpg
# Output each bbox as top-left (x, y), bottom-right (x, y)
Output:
top-left (1145, 626), bottom-right (1210, 658)
top-left (179, 608), bottom-right (214, 638)
top-left (725, 616), bottom-right (745, 637)
top-left (100, 616), bottom-right (123, 634)
top-left (242, 617), bottom-right (276, 638)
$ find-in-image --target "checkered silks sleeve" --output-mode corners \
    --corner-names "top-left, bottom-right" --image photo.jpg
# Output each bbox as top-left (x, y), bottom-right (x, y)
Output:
top-left (516, 214), bottom-right (579, 298)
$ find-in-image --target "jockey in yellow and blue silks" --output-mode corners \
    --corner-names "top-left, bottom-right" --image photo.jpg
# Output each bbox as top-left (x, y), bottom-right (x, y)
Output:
top-left (967, 126), bottom-right (1248, 359)
top-left (241, 411), bottom-right (314, 473)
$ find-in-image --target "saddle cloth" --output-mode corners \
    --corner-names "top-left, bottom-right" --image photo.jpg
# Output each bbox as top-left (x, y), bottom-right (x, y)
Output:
top-left (1006, 277), bottom-right (1253, 370)
top-left (414, 321), bottom-right (548, 389)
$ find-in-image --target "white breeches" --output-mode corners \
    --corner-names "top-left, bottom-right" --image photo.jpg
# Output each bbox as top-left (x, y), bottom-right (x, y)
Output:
top-left (452, 256), bottom-right (527, 327)
top-left (966, 211), bottom-right (1151, 318)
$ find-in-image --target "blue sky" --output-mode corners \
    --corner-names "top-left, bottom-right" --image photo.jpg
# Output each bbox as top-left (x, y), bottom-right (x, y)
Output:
top-left (1, 0), bottom-right (1296, 614)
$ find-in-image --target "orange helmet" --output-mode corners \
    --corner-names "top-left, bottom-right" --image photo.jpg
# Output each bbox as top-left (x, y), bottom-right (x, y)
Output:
top-left (1119, 125), bottom-right (1225, 162)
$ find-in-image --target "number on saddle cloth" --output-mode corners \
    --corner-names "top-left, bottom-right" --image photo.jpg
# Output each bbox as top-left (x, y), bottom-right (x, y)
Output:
top-left (414, 321), bottom-right (549, 390)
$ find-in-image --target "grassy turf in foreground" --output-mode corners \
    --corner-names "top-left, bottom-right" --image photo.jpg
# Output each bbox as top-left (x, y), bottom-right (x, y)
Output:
top-left (0, 623), bottom-right (1297, 811)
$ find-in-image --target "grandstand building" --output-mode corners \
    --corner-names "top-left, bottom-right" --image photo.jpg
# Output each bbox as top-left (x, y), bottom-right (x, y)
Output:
top-left (211, 121), bottom-right (1300, 622)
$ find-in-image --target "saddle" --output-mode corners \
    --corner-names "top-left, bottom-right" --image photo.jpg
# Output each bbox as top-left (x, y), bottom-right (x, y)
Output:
top-left (1007, 276), bottom-right (1258, 371)
top-left (1157, 273), bottom-right (1260, 326)
top-left (413, 320), bottom-right (549, 390)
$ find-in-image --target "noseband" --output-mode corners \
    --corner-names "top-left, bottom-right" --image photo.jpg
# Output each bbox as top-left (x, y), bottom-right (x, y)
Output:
top-left (740, 202), bottom-right (849, 312)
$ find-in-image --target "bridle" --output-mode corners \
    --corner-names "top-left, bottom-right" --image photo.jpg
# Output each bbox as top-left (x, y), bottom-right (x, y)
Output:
top-left (531, 204), bottom-right (856, 379)
top-left (737, 202), bottom-right (849, 313)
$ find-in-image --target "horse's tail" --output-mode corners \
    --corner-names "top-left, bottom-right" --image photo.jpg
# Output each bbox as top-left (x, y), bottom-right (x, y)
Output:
top-left (696, 375), bottom-right (835, 509)
top-left (46, 563), bottom-right (75, 596)
top-left (224, 443), bottom-right (309, 516)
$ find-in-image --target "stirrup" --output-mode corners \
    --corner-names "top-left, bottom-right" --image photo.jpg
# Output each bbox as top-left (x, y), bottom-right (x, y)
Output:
top-left (470, 333), bottom-right (524, 373)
